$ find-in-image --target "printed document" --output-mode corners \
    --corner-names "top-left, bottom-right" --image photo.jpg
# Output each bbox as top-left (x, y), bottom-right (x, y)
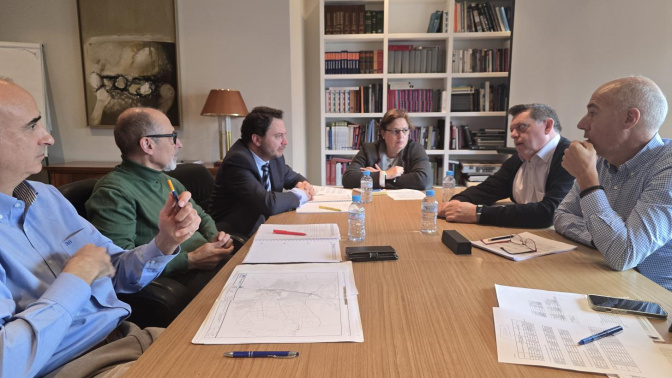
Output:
top-left (297, 201), bottom-right (350, 214)
top-left (386, 189), bottom-right (426, 200)
top-left (493, 307), bottom-right (672, 377)
top-left (311, 186), bottom-right (352, 202)
top-left (193, 262), bottom-right (363, 344)
top-left (243, 223), bottom-right (342, 264)
top-left (495, 285), bottom-right (663, 342)
top-left (472, 232), bottom-right (576, 261)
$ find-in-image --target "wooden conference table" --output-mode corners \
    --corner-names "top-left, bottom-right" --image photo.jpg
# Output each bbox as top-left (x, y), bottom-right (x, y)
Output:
top-left (128, 192), bottom-right (672, 377)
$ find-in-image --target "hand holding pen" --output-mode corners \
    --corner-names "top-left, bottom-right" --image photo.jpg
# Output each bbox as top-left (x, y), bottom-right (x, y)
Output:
top-left (154, 181), bottom-right (201, 255)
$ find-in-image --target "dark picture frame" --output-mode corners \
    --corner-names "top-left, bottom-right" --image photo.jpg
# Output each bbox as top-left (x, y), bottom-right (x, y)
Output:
top-left (77, 0), bottom-right (181, 128)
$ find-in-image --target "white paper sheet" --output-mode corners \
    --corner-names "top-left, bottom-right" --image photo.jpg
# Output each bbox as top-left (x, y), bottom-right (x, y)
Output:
top-left (472, 232), bottom-right (577, 261)
top-left (243, 224), bottom-right (342, 264)
top-left (385, 189), bottom-right (426, 200)
top-left (296, 201), bottom-right (350, 214)
top-left (311, 186), bottom-right (353, 202)
top-left (495, 285), bottom-right (664, 342)
top-left (193, 262), bottom-right (363, 345)
top-left (493, 307), bottom-right (672, 378)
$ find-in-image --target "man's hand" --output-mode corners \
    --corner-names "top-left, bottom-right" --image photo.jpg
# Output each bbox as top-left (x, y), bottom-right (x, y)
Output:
top-left (63, 244), bottom-right (115, 285)
top-left (155, 192), bottom-right (201, 255)
top-left (562, 141), bottom-right (600, 190)
top-left (440, 200), bottom-right (477, 223)
top-left (187, 232), bottom-right (234, 270)
top-left (295, 181), bottom-right (314, 200)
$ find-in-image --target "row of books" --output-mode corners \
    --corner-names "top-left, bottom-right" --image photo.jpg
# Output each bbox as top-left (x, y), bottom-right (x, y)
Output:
top-left (452, 48), bottom-right (510, 73)
top-left (325, 157), bottom-right (352, 186)
top-left (454, 2), bottom-right (512, 33)
top-left (387, 89), bottom-right (446, 113)
top-left (409, 122), bottom-right (445, 150)
top-left (325, 120), bottom-right (377, 151)
top-left (426, 10), bottom-right (450, 33)
top-left (388, 45), bottom-right (446, 74)
top-left (325, 50), bottom-right (383, 75)
top-left (450, 82), bottom-right (508, 112)
top-left (450, 123), bottom-right (507, 150)
top-left (324, 5), bottom-right (383, 35)
top-left (462, 161), bottom-right (502, 185)
top-left (325, 84), bottom-right (384, 114)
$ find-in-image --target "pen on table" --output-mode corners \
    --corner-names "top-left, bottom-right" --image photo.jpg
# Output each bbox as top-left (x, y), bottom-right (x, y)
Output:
top-left (488, 235), bottom-right (514, 242)
top-left (577, 325), bottom-right (623, 345)
top-left (273, 229), bottom-right (307, 236)
top-left (319, 205), bottom-right (342, 212)
top-left (167, 179), bottom-right (181, 208)
top-left (223, 351), bottom-right (299, 358)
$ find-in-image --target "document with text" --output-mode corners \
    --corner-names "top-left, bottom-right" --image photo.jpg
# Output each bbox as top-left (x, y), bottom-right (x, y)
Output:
top-left (493, 307), bottom-right (672, 377)
top-left (311, 186), bottom-right (352, 202)
top-left (193, 262), bottom-right (363, 344)
top-left (243, 223), bottom-right (342, 264)
top-left (495, 285), bottom-right (663, 342)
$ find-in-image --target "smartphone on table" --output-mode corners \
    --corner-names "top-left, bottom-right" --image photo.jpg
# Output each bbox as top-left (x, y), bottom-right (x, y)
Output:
top-left (587, 294), bottom-right (668, 319)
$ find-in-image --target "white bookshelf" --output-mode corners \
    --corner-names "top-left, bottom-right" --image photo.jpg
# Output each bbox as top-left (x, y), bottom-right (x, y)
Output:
top-left (319, 0), bottom-right (514, 186)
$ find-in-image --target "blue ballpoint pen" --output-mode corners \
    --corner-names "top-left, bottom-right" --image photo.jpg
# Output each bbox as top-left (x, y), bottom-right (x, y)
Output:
top-left (577, 325), bottom-right (623, 345)
top-left (223, 351), bottom-right (299, 358)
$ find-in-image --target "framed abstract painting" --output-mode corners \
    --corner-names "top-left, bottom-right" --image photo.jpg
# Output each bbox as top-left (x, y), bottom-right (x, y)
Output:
top-left (77, 0), bottom-right (181, 128)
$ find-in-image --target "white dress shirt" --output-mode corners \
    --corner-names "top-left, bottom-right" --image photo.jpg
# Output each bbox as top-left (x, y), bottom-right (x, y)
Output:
top-left (512, 134), bottom-right (560, 204)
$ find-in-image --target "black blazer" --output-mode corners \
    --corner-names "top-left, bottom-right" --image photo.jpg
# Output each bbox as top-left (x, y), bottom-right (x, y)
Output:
top-left (452, 136), bottom-right (574, 228)
top-left (209, 139), bottom-right (307, 237)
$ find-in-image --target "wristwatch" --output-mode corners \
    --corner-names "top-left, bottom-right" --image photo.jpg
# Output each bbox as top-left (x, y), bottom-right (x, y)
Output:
top-left (475, 204), bottom-right (484, 223)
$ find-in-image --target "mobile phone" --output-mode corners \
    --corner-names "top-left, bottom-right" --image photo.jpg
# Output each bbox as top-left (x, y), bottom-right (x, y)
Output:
top-left (587, 294), bottom-right (668, 319)
top-left (345, 246), bottom-right (398, 262)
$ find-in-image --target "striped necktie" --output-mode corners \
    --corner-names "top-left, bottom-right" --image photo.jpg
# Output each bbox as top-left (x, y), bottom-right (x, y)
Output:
top-left (261, 163), bottom-right (270, 191)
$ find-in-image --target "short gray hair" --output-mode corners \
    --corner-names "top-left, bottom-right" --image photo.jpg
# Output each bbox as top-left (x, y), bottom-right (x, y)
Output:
top-left (114, 108), bottom-right (161, 155)
top-left (508, 103), bottom-right (562, 132)
top-left (606, 76), bottom-right (668, 132)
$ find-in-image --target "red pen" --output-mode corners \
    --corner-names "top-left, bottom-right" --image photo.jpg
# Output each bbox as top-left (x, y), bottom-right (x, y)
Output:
top-left (273, 229), bottom-right (307, 236)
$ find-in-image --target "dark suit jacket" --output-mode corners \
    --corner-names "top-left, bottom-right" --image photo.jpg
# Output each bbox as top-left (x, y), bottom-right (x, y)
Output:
top-left (451, 136), bottom-right (574, 228)
top-left (209, 139), bottom-right (307, 237)
top-left (341, 139), bottom-right (432, 190)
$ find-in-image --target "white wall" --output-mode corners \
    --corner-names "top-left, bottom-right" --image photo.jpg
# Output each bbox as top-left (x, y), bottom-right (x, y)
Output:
top-left (510, 0), bottom-right (672, 144)
top-left (0, 0), bottom-right (305, 172)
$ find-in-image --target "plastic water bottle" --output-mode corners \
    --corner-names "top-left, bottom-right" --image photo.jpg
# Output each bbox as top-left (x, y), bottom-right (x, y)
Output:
top-left (348, 195), bottom-right (366, 241)
top-left (421, 189), bottom-right (438, 234)
top-left (360, 171), bottom-right (373, 203)
top-left (442, 170), bottom-right (456, 202)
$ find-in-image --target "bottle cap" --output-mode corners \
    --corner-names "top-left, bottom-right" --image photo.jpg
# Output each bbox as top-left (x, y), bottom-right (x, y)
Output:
top-left (352, 195), bottom-right (362, 202)
top-left (362, 171), bottom-right (371, 176)
top-left (426, 189), bottom-right (435, 196)
top-left (447, 170), bottom-right (454, 176)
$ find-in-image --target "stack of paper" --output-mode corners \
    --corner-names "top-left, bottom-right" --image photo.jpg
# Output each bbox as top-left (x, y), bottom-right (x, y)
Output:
top-left (386, 189), bottom-right (426, 201)
top-left (193, 262), bottom-right (363, 344)
top-left (493, 285), bottom-right (672, 377)
top-left (472, 232), bottom-right (577, 261)
top-left (311, 185), bottom-right (352, 202)
top-left (244, 223), bottom-right (342, 264)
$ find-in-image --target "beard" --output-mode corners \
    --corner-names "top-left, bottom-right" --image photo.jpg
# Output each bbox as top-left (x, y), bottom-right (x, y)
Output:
top-left (163, 154), bottom-right (178, 171)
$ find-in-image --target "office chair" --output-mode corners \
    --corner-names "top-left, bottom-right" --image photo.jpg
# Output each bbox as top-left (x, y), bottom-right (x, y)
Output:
top-left (167, 163), bottom-right (248, 251)
top-left (58, 178), bottom-right (192, 328)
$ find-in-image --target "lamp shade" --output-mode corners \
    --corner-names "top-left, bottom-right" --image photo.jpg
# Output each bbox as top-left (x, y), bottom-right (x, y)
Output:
top-left (200, 89), bottom-right (248, 117)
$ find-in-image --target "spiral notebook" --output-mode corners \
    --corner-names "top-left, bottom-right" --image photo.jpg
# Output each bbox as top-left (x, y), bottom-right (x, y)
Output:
top-left (243, 223), bottom-right (342, 264)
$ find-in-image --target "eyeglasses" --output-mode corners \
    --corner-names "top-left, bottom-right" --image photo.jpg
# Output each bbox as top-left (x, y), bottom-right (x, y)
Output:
top-left (500, 234), bottom-right (537, 254)
top-left (385, 128), bottom-right (410, 136)
top-left (143, 131), bottom-right (178, 144)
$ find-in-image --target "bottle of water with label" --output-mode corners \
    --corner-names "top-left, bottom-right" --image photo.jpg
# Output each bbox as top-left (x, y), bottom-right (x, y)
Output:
top-left (360, 171), bottom-right (373, 203)
top-left (421, 189), bottom-right (438, 234)
top-left (348, 194), bottom-right (366, 241)
top-left (442, 170), bottom-right (456, 202)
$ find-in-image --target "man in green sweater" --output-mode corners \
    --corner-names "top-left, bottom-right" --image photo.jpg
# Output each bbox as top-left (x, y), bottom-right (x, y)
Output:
top-left (86, 107), bottom-right (234, 297)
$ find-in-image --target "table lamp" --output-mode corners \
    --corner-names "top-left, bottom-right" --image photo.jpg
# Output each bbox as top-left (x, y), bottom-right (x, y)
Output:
top-left (200, 89), bottom-right (248, 164)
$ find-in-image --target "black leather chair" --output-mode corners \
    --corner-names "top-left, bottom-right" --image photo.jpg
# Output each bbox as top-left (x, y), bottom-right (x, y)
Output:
top-left (58, 179), bottom-right (191, 328)
top-left (167, 163), bottom-right (248, 251)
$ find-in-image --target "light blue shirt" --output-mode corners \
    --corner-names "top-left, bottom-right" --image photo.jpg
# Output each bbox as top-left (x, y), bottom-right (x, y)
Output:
top-left (0, 181), bottom-right (177, 377)
top-left (250, 150), bottom-right (308, 204)
top-left (554, 134), bottom-right (672, 291)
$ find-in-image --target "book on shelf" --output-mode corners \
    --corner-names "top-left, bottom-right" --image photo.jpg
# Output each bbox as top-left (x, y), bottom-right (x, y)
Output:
top-left (426, 10), bottom-right (444, 33)
top-left (387, 88), bottom-right (441, 113)
top-left (454, 2), bottom-right (513, 33)
top-left (325, 157), bottom-right (353, 186)
top-left (461, 161), bottom-right (501, 175)
top-left (325, 5), bottom-right (383, 35)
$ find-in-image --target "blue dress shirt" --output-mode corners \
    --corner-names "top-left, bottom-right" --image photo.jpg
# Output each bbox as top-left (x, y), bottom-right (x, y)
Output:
top-left (554, 134), bottom-right (672, 291)
top-left (0, 181), bottom-right (177, 377)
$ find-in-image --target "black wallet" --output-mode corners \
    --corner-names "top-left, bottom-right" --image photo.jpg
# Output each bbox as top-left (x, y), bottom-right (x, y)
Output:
top-left (345, 246), bottom-right (398, 262)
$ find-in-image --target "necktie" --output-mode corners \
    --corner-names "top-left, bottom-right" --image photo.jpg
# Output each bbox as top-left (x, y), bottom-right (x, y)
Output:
top-left (261, 163), bottom-right (270, 191)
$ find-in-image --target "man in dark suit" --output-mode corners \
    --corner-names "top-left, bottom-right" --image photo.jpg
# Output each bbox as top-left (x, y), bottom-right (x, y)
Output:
top-left (439, 103), bottom-right (575, 228)
top-left (210, 106), bottom-right (314, 237)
